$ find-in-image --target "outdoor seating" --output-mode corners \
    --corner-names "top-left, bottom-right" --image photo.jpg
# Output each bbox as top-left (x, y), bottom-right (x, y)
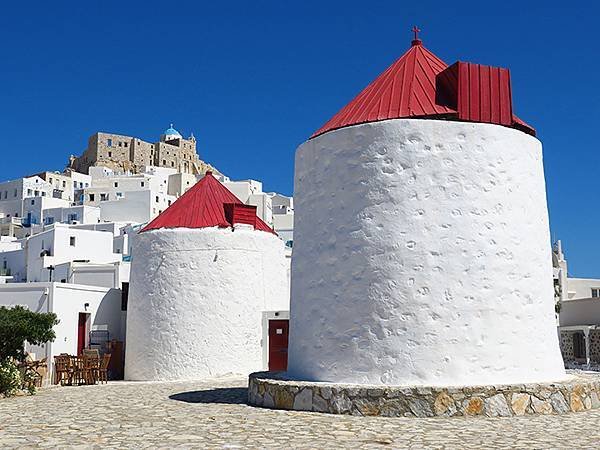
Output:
top-left (53, 353), bottom-right (107, 386)
top-left (19, 357), bottom-right (47, 390)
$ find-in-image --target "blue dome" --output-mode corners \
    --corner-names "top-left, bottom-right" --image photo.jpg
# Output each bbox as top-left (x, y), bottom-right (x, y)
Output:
top-left (163, 124), bottom-right (182, 138)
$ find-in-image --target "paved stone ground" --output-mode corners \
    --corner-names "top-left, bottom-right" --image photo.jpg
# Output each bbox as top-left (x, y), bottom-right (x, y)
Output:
top-left (1, 377), bottom-right (600, 449)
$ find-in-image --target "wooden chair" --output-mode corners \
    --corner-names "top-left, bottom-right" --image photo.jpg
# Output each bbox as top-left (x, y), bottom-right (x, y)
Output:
top-left (98, 354), bottom-right (111, 384)
top-left (72, 356), bottom-right (87, 385)
top-left (82, 355), bottom-right (100, 384)
top-left (54, 355), bottom-right (72, 385)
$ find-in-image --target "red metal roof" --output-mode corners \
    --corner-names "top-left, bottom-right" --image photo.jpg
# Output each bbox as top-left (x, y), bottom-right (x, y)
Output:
top-left (141, 172), bottom-right (275, 234)
top-left (311, 36), bottom-right (535, 138)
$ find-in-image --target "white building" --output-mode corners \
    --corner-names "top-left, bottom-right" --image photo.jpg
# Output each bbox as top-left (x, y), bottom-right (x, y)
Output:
top-left (32, 170), bottom-right (91, 203)
top-left (82, 167), bottom-right (177, 224)
top-left (125, 172), bottom-right (289, 381)
top-left (553, 241), bottom-right (600, 366)
top-left (42, 205), bottom-right (101, 226)
top-left (0, 282), bottom-right (123, 385)
top-left (287, 37), bottom-right (566, 386)
top-left (24, 224), bottom-right (121, 282)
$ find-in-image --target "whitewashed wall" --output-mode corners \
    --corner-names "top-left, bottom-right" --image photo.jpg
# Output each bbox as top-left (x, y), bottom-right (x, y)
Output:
top-left (560, 298), bottom-right (600, 327)
top-left (288, 118), bottom-right (566, 386)
top-left (125, 226), bottom-right (289, 381)
top-left (566, 278), bottom-right (600, 300)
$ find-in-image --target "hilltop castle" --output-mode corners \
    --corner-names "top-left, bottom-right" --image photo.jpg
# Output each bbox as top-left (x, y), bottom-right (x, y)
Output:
top-left (68, 125), bottom-right (215, 175)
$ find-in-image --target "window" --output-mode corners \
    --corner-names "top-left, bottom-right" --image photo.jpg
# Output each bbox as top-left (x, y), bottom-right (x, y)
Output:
top-left (68, 213), bottom-right (78, 222)
top-left (171, 162), bottom-right (174, 167)
top-left (108, 151), bottom-right (112, 158)
top-left (69, 236), bottom-right (76, 246)
top-left (107, 139), bottom-right (112, 147)
top-left (34, 190), bottom-right (39, 196)
top-left (592, 289), bottom-right (600, 298)
top-left (155, 196), bottom-right (159, 202)
top-left (114, 182), bottom-right (119, 188)
top-left (168, 200), bottom-right (172, 206)
top-left (124, 142), bottom-right (128, 148)
top-left (89, 193), bottom-right (95, 202)
top-left (41, 192), bottom-right (46, 197)
top-left (573, 332), bottom-right (586, 359)
top-left (44, 217), bottom-right (55, 225)
top-left (121, 282), bottom-right (129, 311)
top-left (31, 199), bottom-right (35, 205)
top-left (13, 189), bottom-right (17, 197)
top-left (62, 181), bottom-right (66, 188)
top-left (100, 193), bottom-right (108, 201)
top-left (140, 181), bottom-right (145, 187)
top-left (116, 192), bottom-right (123, 198)
top-left (27, 189), bottom-right (32, 196)
top-left (162, 160), bottom-right (166, 165)
top-left (118, 142), bottom-right (122, 147)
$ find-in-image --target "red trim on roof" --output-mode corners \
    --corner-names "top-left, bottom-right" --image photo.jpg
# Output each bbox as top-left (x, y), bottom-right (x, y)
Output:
top-left (311, 40), bottom-right (535, 138)
top-left (141, 172), bottom-right (276, 234)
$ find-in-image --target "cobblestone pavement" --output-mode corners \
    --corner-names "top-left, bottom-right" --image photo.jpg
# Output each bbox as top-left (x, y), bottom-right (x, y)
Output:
top-left (1, 377), bottom-right (600, 449)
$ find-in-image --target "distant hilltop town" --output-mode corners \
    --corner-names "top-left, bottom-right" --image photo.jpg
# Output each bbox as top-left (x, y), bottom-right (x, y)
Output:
top-left (68, 125), bottom-right (217, 176)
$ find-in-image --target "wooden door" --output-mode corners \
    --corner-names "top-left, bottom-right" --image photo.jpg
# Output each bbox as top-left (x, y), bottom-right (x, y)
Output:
top-left (77, 313), bottom-right (89, 356)
top-left (268, 319), bottom-right (289, 371)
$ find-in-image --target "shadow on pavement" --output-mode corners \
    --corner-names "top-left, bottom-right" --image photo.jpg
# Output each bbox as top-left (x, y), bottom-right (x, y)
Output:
top-left (169, 387), bottom-right (248, 405)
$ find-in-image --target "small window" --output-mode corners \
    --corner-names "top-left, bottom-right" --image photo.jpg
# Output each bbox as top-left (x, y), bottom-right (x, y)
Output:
top-left (116, 192), bottom-right (123, 198)
top-left (100, 193), bottom-right (108, 201)
top-left (592, 289), bottom-right (600, 298)
top-left (114, 182), bottom-right (119, 188)
top-left (69, 236), bottom-right (76, 246)
top-left (168, 200), bottom-right (172, 206)
top-left (141, 181), bottom-right (145, 187)
top-left (155, 196), bottom-right (159, 202)
top-left (62, 181), bottom-right (66, 188)
top-left (31, 199), bottom-right (35, 205)
top-left (107, 139), bottom-right (112, 147)
top-left (118, 142), bottom-right (122, 147)
top-left (41, 192), bottom-right (46, 197)
top-left (14, 189), bottom-right (17, 197)
top-left (171, 161), bottom-right (174, 167)
top-left (89, 193), bottom-right (95, 202)
top-left (162, 160), bottom-right (166, 165)
top-left (124, 142), bottom-right (128, 148)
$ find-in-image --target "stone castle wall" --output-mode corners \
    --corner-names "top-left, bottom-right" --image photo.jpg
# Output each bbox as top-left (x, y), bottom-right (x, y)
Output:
top-left (70, 132), bottom-right (205, 175)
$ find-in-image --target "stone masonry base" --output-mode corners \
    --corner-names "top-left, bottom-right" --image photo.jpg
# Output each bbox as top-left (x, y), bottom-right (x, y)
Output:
top-left (248, 371), bottom-right (600, 417)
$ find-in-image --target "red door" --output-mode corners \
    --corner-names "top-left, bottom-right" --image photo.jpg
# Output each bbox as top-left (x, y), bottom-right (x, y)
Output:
top-left (77, 313), bottom-right (89, 356)
top-left (268, 319), bottom-right (289, 371)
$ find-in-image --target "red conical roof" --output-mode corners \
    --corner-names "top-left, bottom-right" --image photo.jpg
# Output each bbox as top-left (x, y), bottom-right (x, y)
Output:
top-left (311, 37), bottom-right (534, 138)
top-left (141, 172), bottom-right (275, 234)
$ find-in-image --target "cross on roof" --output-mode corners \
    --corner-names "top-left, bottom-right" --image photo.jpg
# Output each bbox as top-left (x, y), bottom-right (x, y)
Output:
top-left (412, 26), bottom-right (420, 40)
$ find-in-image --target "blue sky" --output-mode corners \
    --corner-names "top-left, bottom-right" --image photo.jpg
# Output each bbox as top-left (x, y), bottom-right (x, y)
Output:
top-left (1, 1), bottom-right (598, 276)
